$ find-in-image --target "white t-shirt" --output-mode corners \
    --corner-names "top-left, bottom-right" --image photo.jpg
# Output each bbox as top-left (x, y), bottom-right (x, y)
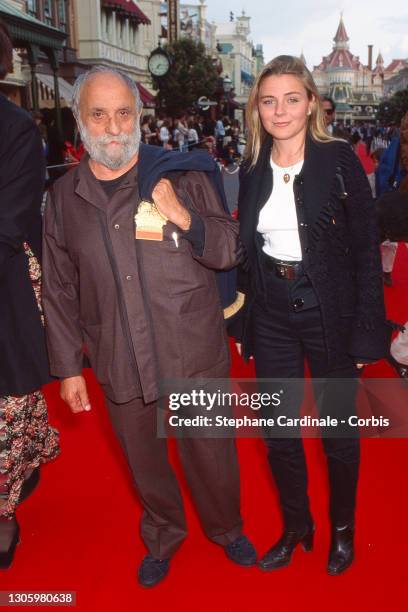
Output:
top-left (257, 159), bottom-right (304, 261)
top-left (159, 126), bottom-right (169, 143)
top-left (188, 128), bottom-right (198, 143)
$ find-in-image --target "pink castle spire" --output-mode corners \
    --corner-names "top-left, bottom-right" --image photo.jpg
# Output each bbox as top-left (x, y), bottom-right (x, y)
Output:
top-left (333, 14), bottom-right (349, 49)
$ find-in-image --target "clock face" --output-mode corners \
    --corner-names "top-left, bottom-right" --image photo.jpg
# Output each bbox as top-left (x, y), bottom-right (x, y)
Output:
top-left (148, 53), bottom-right (170, 77)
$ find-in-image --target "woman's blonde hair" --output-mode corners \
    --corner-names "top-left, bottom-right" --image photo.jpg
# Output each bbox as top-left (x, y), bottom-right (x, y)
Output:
top-left (245, 55), bottom-right (334, 167)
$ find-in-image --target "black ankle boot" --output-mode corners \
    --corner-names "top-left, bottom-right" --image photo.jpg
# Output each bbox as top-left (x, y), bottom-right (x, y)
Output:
top-left (0, 518), bottom-right (20, 570)
top-left (259, 525), bottom-right (314, 571)
top-left (327, 524), bottom-right (354, 575)
top-left (20, 468), bottom-right (40, 504)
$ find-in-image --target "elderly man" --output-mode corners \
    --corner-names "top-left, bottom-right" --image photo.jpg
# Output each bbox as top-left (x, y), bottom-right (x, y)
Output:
top-left (42, 66), bottom-right (255, 587)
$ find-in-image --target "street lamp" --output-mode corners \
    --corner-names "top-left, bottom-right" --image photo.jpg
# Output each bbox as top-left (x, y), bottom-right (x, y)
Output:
top-left (223, 74), bottom-right (232, 118)
top-left (223, 74), bottom-right (232, 93)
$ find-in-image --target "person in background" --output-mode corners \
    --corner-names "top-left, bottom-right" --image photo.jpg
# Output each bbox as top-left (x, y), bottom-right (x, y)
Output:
top-left (322, 97), bottom-right (350, 141)
top-left (322, 96), bottom-right (336, 135)
top-left (388, 110), bottom-right (408, 378)
top-left (222, 115), bottom-right (232, 149)
top-left (0, 19), bottom-right (60, 570)
top-left (175, 114), bottom-right (189, 152)
top-left (141, 116), bottom-right (153, 144)
top-left (215, 115), bottom-right (226, 157)
top-left (231, 119), bottom-right (241, 149)
top-left (376, 125), bottom-right (403, 287)
top-left (351, 131), bottom-right (376, 196)
top-left (187, 120), bottom-right (199, 149)
top-left (31, 111), bottom-right (49, 180)
top-left (159, 119), bottom-right (171, 148)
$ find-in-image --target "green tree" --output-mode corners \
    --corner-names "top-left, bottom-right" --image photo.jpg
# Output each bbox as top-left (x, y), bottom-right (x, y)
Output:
top-left (152, 38), bottom-right (218, 116)
top-left (377, 88), bottom-right (408, 124)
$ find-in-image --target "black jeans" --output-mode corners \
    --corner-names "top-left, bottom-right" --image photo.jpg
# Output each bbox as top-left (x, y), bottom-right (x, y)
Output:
top-left (252, 264), bottom-right (360, 530)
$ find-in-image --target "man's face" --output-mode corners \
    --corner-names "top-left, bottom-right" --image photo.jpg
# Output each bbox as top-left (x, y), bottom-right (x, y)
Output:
top-left (77, 73), bottom-right (141, 170)
top-left (322, 100), bottom-right (335, 126)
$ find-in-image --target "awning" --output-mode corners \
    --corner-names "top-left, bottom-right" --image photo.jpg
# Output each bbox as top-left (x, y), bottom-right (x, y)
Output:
top-left (101, 0), bottom-right (150, 24)
top-left (0, 0), bottom-right (66, 50)
top-left (240, 70), bottom-right (254, 86)
top-left (36, 73), bottom-right (155, 109)
top-left (36, 73), bottom-right (74, 106)
top-left (137, 82), bottom-right (156, 108)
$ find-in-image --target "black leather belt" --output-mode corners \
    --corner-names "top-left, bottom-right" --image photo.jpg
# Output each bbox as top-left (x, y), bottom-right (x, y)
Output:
top-left (262, 253), bottom-right (304, 280)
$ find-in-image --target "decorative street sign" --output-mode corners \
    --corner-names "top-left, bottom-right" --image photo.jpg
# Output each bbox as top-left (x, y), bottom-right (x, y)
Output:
top-left (197, 96), bottom-right (218, 110)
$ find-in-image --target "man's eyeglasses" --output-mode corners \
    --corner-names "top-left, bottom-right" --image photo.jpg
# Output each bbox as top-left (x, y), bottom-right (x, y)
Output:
top-left (324, 108), bottom-right (335, 115)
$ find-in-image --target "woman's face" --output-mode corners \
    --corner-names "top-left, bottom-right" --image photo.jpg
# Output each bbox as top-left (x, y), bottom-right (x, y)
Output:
top-left (257, 74), bottom-right (313, 142)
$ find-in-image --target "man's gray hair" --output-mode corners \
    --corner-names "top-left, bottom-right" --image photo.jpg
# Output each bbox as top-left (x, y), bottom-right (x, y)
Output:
top-left (71, 65), bottom-right (142, 118)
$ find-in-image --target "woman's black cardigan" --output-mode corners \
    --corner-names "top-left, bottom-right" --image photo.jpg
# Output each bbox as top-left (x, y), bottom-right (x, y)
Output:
top-left (231, 133), bottom-right (388, 368)
top-left (0, 94), bottom-right (50, 396)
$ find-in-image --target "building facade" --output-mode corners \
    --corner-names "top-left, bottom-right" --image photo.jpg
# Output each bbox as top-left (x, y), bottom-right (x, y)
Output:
top-left (179, 1), bottom-right (216, 51)
top-left (312, 16), bottom-right (385, 123)
top-left (0, 0), bottom-right (76, 110)
top-left (75, 0), bottom-right (159, 106)
top-left (383, 60), bottom-right (408, 96)
top-left (214, 11), bottom-right (263, 106)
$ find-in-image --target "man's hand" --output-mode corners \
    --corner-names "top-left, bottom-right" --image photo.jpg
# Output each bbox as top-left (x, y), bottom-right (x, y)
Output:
top-left (152, 179), bottom-right (191, 231)
top-left (60, 376), bottom-right (91, 414)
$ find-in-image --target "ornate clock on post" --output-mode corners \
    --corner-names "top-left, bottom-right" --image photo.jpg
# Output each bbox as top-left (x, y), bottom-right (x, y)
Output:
top-left (148, 43), bottom-right (171, 111)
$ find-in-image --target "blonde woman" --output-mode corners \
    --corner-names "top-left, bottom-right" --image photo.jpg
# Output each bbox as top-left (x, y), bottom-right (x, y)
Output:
top-left (232, 56), bottom-right (387, 575)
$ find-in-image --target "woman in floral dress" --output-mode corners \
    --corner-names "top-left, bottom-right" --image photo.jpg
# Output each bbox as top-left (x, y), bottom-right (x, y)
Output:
top-left (0, 20), bottom-right (60, 569)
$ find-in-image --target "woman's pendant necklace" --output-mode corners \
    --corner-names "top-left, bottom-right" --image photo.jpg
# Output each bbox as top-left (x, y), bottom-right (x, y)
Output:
top-left (282, 163), bottom-right (297, 183)
top-left (272, 145), bottom-right (304, 184)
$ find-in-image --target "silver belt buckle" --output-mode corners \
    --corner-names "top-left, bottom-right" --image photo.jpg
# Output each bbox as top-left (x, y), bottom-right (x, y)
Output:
top-left (275, 262), bottom-right (296, 280)
top-left (275, 264), bottom-right (285, 278)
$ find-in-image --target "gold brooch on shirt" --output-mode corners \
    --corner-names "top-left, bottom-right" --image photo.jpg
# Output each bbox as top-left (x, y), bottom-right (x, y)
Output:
top-left (134, 200), bottom-right (167, 241)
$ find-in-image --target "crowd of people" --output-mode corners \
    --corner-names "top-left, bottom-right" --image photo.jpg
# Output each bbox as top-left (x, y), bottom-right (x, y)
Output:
top-left (1, 14), bottom-right (408, 592)
top-left (139, 112), bottom-right (245, 160)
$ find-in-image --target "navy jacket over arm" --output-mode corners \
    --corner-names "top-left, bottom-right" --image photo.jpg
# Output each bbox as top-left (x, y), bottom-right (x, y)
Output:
top-left (137, 144), bottom-right (237, 312)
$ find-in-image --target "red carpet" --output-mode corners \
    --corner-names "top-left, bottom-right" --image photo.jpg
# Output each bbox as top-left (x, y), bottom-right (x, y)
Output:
top-left (2, 245), bottom-right (408, 611)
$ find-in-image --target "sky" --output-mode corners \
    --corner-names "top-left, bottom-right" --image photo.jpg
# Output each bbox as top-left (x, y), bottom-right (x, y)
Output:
top-left (200, 0), bottom-right (408, 70)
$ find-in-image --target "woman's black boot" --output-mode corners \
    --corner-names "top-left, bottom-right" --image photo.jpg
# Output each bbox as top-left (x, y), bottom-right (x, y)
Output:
top-left (19, 467), bottom-right (40, 504)
top-left (0, 517), bottom-right (20, 570)
top-left (259, 524), bottom-right (314, 571)
top-left (327, 524), bottom-right (354, 575)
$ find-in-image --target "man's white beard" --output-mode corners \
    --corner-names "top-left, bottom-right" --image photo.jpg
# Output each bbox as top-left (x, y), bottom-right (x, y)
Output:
top-left (78, 119), bottom-right (141, 170)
